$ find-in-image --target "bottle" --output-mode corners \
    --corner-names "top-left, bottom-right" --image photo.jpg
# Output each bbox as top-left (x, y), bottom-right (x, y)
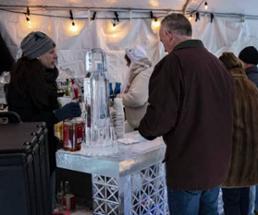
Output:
top-left (71, 79), bottom-right (80, 100)
top-left (114, 82), bottom-right (121, 96)
top-left (56, 181), bottom-right (64, 212)
top-left (63, 120), bottom-right (73, 151)
top-left (63, 181), bottom-right (76, 211)
top-left (65, 79), bottom-right (72, 97)
top-left (109, 82), bottom-right (114, 99)
top-left (113, 97), bottom-right (125, 138)
top-left (54, 122), bottom-right (63, 143)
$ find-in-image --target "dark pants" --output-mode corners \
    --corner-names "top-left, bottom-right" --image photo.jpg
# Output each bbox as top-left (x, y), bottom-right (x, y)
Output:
top-left (222, 187), bottom-right (250, 215)
top-left (167, 186), bottom-right (219, 215)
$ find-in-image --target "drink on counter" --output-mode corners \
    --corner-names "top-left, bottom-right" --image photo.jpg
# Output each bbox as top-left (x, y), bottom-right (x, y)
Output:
top-left (63, 118), bottom-right (84, 151)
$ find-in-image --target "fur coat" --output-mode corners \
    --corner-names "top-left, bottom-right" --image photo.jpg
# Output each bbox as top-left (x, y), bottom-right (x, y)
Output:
top-left (223, 67), bottom-right (258, 187)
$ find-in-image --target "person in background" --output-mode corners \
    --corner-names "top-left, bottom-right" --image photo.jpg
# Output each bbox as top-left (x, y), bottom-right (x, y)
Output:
top-left (119, 46), bottom-right (152, 130)
top-left (0, 33), bottom-right (14, 75)
top-left (219, 52), bottom-right (258, 215)
top-left (239, 46), bottom-right (258, 88)
top-left (138, 13), bottom-right (233, 215)
top-left (6, 31), bottom-right (81, 211)
top-left (238, 46), bottom-right (258, 215)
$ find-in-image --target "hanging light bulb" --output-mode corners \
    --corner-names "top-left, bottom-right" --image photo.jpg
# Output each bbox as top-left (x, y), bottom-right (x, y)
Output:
top-left (111, 12), bottom-right (119, 30)
top-left (107, 19), bottom-right (118, 34)
top-left (204, 2), bottom-right (208, 10)
top-left (151, 18), bottom-right (160, 32)
top-left (70, 20), bottom-right (78, 32)
top-left (25, 6), bottom-right (32, 28)
top-left (195, 12), bottom-right (200, 22)
top-left (112, 19), bottom-right (118, 28)
top-left (69, 10), bottom-right (78, 33)
top-left (150, 11), bottom-right (160, 33)
top-left (25, 15), bottom-right (31, 27)
top-left (188, 14), bottom-right (193, 21)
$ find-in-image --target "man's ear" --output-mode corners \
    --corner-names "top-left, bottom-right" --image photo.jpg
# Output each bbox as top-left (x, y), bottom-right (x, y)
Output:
top-left (165, 30), bottom-right (173, 41)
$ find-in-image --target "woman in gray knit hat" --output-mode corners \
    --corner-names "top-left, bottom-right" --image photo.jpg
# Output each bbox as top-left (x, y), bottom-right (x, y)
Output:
top-left (6, 31), bottom-right (81, 212)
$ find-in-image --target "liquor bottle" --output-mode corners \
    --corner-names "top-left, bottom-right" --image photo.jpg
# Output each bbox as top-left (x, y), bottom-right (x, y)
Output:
top-left (71, 79), bottom-right (80, 100)
top-left (65, 79), bottom-right (72, 97)
top-left (63, 181), bottom-right (76, 211)
top-left (56, 181), bottom-right (64, 211)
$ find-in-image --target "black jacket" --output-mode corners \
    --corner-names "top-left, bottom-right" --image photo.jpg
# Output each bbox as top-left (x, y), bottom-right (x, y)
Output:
top-left (246, 66), bottom-right (258, 88)
top-left (7, 58), bottom-right (60, 173)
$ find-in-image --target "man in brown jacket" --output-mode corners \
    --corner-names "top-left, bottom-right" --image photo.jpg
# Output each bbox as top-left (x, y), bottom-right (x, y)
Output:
top-left (138, 13), bottom-right (233, 215)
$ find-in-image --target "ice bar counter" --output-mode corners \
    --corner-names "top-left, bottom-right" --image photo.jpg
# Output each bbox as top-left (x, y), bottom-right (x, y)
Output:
top-left (56, 131), bottom-right (169, 215)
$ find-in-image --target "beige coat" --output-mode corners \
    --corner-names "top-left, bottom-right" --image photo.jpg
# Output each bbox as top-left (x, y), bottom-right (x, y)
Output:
top-left (122, 58), bottom-right (152, 129)
top-left (223, 67), bottom-right (258, 187)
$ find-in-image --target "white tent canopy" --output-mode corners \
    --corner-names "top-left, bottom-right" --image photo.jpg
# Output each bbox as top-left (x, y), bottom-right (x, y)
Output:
top-left (0, 0), bottom-right (258, 85)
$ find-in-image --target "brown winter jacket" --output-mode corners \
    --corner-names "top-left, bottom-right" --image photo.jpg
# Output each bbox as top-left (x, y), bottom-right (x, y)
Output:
top-left (139, 40), bottom-right (233, 190)
top-left (222, 67), bottom-right (258, 187)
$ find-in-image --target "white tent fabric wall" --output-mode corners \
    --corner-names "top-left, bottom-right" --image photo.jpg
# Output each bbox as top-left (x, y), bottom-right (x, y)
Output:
top-left (0, 10), bottom-right (161, 88)
top-left (192, 15), bottom-right (258, 57)
top-left (0, 10), bottom-right (258, 87)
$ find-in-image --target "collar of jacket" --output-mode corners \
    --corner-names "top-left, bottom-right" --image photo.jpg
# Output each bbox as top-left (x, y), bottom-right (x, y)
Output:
top-left (174, 39), bottom-right (204, 51)
top-left (246, 65), bottom-right (258, 75)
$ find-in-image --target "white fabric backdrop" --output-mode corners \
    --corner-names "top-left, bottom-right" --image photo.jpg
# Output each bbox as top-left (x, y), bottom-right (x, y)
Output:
top-left (0, 10), bottom-right (258, 87)
top-left (192, 16), bottom-right (258, 56)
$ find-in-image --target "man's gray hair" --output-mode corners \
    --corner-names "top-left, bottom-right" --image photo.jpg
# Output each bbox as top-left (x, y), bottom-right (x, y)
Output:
top-left (161, 13), bottom-right (192, 36)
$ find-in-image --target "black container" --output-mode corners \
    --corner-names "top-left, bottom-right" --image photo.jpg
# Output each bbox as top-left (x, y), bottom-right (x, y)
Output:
top-left (0, 122), bottom-right (50, 215)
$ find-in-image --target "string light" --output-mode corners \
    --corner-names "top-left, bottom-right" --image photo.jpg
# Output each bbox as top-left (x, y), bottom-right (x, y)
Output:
top-left (150, 11), bottom-right (160, 32)
top-left (70, 23), bottom-right (78, 32)
top-left (69, 10), bottom-right (78, 32)
top-left (114, 11), bottom-right (119, 22)
top-left (69, 9), bottom-right (74, 25)
top-left (0, 5), bottom-right (256, 24)
top-left (111, 11), bottom-right (119, 28)
top-left (240, 15), bottom-right (245, 23)
top-left (112, 19), bottom-right (117, 27)
top-left (195, 12), bottom-right (200, 22)
top-left (204, 2), bottom-right (208, 10)
top-left (25, 14), bottom-right (31, 25)
top-left (8, 4), bottom-right (220, 34)
top-left (25, 6), bottom-right (32, 28)
top-left (210, 13), bottom-right (214, 23)
top-left (188, 14), bottom-right (193, 21)
top-left (150, 11), bottom-right (157, 22)
top-left (91, 11), bottom-right (97, 21)
top-left (151, 19), bottom-right (160, 32)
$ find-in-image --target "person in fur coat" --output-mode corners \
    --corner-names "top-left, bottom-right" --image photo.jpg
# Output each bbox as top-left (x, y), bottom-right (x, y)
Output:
top-left (219, 52), bottom-right (258, 215)
top-left (119, 46), bottom-right (152, 129)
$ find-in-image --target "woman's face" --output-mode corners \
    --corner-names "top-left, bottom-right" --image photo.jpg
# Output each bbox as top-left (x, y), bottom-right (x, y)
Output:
top-left (38, 48), bottom-right (57, 69)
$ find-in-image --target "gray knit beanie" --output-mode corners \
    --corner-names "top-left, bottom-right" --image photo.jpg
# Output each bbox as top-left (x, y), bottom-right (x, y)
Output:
top-left (21, 31), bottom-right (55, 59)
